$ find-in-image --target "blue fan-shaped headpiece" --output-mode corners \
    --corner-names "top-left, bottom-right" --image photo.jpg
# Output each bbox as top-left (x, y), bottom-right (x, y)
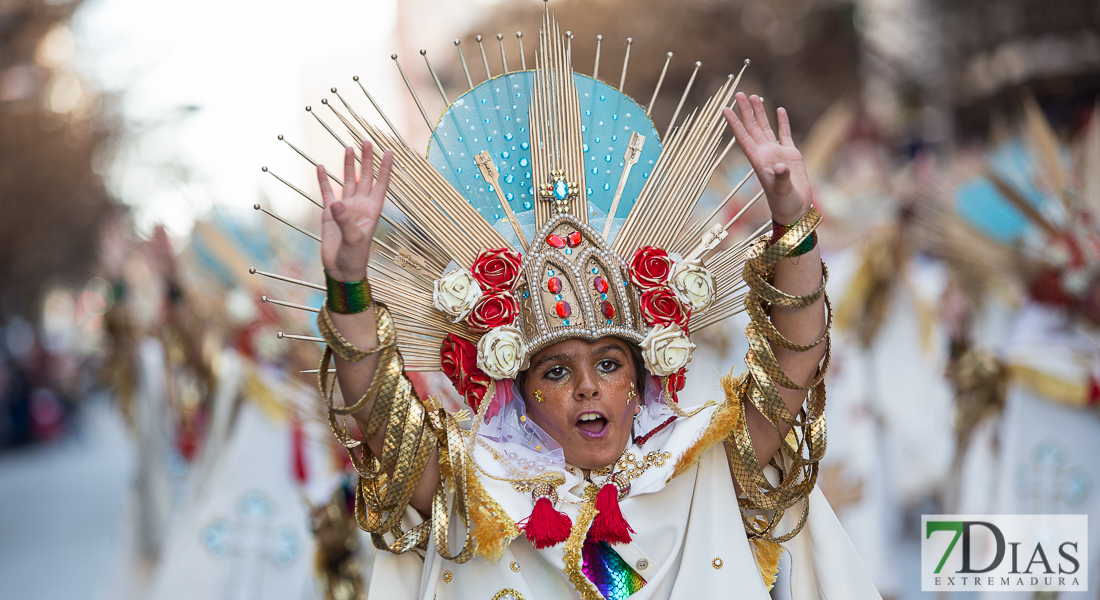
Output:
top-left (427, 72), bottom-right (661, 247)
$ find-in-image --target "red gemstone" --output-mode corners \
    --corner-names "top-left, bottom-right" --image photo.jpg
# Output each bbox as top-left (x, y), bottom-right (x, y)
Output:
top-left (547, 276), bottom-right (562, 294)
top-left (567, 231), bottom-right (583, 247)
top-left (593, 276), bottom-right (609, 294)
top-left (555, 300), bottom-right (572, 318)
top-left (601, 300), bottom-right (615, 318)
top-left (547, 234), bottom-right (566, 248)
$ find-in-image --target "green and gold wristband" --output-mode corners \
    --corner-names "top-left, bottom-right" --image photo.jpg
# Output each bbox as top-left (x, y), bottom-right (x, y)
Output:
top-left (325, 271), bottom-right (372, 315)
top-left (770, 216), bottom-right (818, 258)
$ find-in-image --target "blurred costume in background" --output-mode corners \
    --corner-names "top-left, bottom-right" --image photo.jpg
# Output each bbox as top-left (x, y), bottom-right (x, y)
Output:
top-left (146, 217), bottom-right (375, 600)
top-left (101, 226), bottom-right (215, 560)
top-left (924, 99), bottom-right (1100, 598)
top-left (255, 10), bottom-right (879, 600)
top-left (824, 198), bottom-right (955, 598)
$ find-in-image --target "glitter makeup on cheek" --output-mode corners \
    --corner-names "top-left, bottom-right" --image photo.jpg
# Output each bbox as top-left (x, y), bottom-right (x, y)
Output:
top-left (582, 539), bottom-right (647, 599)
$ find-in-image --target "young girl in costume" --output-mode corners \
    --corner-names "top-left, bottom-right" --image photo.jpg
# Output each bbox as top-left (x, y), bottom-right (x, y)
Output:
top-left (279, 10), bottom-right (880, 598)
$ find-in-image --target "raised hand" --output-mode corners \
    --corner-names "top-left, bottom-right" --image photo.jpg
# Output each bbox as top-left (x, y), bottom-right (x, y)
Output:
top-left (723, 93), bottom-right (811, 225)
top-left (317, 140), bottom-right (394, 281)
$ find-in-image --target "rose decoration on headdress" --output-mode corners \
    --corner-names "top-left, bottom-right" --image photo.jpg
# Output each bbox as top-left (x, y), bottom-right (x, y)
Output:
top-left (640, 323), bottom-right (695, 377)
top-left (629, 246), bottom-right (673, 290)
top-left (476, 325), bottom-right (529, 380)
top-left (471, 248), bottom-right (523, 292)
top-left (440, 334), bottom-right (492, 411)
top-left (467, 291), bottom-right (520, 333)
top-left (669, 259), bottom-right (716, 313)
top-left (640, 287), bottom-right (691, 328)
top-left (432, 268), bottom-right (482, 322)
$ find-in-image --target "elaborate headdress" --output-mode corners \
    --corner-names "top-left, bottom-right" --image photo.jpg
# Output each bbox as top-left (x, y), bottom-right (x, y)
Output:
top-left (258, 5), bottom-right (765, 410)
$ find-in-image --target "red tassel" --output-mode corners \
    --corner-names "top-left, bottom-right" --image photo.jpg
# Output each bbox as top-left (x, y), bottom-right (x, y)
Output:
top-left (291, 414), bottom-right (309, 485)
top-left (588, 483), bottom-right (634, 545)
top-left (519, 497), bottom-right (572, 549)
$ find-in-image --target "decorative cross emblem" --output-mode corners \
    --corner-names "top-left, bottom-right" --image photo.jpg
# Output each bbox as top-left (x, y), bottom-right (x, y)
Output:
top-left (1014, 439), bottom-right (1090, 514)
top-left (201, 491), bottom-right (303, 599)
top-left (539, 169), bottom-right (579, 215)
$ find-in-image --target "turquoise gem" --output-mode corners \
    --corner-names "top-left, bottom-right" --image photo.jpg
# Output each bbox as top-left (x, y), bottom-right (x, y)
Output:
top-left (606, 319), bottom-right (613, 325)
top-left (553, 180), bottom-right (569, 200)
top-left (591, 268), bottom-right (599, 274)
top-left (563, 319), bottom-right (570, 326)
top-left (548, 269), bottom-right (555, 276)
top-left (565, 248), bottom-right (572, 255)
top-left (601, 293), bottom-right (607, 300)
top-left (555, 294), bottom-right (562, 301)
top-left (523, 291), bottom-right (530, 298)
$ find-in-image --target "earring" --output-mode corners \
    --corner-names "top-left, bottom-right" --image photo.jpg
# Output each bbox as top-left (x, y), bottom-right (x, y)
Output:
top-left (627, 381), bottom-right (636, 406)
top-left (533, 389), bottom-right (545, 403)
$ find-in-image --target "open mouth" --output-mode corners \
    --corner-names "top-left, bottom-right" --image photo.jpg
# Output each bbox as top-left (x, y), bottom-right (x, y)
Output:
top-left (575, 411), bottom-right (609, 438)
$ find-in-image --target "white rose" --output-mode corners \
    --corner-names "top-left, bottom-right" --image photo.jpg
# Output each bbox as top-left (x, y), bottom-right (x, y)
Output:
top-left (432, 268), bottom-right (482, 322)
top-left (639, 323), bottom-right (696, 377)
top-left (476, 325), bottom-right (529, 380)
top-left (670, 259), bottom-right (717, 313)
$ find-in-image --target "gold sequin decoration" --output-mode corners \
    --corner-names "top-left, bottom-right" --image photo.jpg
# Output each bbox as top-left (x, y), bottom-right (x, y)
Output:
top-left (492, 589), bottom-right (526, 600)
top-left (443, 570), bottom-right (452, 583)
top-left (712, 557), bottom-right (724, 569)
top-left (509, 561), bottom-right (521, 572)
top-left (563, 495), bottom-right (602, 600)
top-left (616, 450), bottom-right (672, 481)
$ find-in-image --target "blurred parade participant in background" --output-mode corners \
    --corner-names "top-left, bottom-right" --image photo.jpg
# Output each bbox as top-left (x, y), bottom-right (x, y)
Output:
top-left (924, 99), bottom-right (1100, 598)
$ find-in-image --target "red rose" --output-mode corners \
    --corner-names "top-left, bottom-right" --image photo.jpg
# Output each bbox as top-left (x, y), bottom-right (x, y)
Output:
top-left (467, 291), bottom-right (520, 332)
top-left (440, 334), bottom-right (492, 411)
top-left (471, 248), bottom-right (523, 292)
top-left (629, 246), bottom-right (673, 290)
top-left (666, 368), bottom-right (688, 403)
top-left (640, 287), bottom-right (690, 328)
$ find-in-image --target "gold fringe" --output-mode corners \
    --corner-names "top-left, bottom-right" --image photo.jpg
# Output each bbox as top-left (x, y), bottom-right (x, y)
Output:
top-left (752, 533), bottom-right (784, 591)
top-left (666, 371), bottom-right (745, 483)
top-left (466, 461), bottom-right (520, 563)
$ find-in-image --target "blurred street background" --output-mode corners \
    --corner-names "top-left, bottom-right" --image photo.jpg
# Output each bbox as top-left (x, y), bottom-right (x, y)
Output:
top-left (2, 0), bottom-right (1099, 598)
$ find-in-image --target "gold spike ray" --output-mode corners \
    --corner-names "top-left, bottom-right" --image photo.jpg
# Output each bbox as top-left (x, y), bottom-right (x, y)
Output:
top-left (603, 131), bottom-right (645, 240)
top-left (530, 6), bottom-right (588, 229)
top-left (475, 151), bottom-right (529, 249)
top-left (261, 166), bottom-right (323, 209)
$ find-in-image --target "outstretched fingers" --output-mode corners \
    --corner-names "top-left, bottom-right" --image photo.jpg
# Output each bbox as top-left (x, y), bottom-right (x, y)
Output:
top-left (342, 146), bottom-right (357, 196)
top-left (733, 93), bottom-right (766, 146)
top-left (750, 95), bottom-right (777, 143)
top-left (317, 165), bottom-right (337, 210)
top-left (723, 106), bottom-right (756, 156)
top-left (374, 150), bottom-right (394, 202)
top-left (360, 141), bottom-right (374, 196)
top-left (777, 107), bottom-right (794, 147)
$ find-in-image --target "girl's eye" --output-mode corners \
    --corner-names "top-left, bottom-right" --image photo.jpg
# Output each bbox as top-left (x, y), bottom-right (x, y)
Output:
top-left (597, 359), bottom-right (619, 372)
top-left (545, 366), bottom-right (567, 380)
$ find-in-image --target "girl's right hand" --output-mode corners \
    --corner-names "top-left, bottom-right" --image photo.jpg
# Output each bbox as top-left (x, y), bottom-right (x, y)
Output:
top-left (317, 140), bottom-right (394, 282)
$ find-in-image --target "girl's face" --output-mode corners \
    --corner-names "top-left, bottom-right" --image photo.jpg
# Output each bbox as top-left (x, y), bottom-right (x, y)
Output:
top-left (520, 337), bottom-right (640, 471)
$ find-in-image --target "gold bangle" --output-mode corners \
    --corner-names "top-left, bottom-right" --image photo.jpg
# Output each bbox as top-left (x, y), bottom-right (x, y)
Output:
top-left (317, 304), bottom-right (395, 362)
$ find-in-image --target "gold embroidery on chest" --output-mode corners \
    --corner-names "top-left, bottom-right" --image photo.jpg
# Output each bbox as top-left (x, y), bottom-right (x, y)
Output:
top-left (617, 450), bottom-right (672, 481)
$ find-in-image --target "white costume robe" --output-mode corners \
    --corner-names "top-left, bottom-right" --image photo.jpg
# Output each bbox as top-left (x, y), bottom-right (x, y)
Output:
top-left (977, 303), bottom-right (1100, 599)
top-left (365, 396), bottom-right (882, 600)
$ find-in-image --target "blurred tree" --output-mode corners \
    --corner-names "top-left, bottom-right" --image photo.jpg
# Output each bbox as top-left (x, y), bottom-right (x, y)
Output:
top-left (0, 0), bottom-right (122, 321)
top-left (444, 0), bottom-right (860, 141)
top-left (929, 0), bottom-right (1100, 140)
